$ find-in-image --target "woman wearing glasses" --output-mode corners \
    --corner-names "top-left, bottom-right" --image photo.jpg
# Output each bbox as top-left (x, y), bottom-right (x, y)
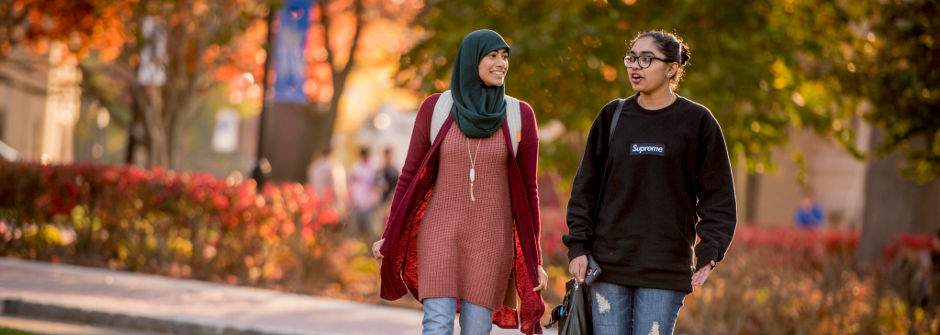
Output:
top-left (563, 30), bottom-right (736, 334)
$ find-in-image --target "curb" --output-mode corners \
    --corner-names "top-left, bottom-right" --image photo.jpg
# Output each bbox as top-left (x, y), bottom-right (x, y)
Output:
top-left (0, 298), bottom-right (310, 335)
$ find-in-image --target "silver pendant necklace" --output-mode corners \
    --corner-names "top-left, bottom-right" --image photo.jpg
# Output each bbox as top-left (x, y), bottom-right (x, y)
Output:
top-left (466, 137), bottom-right (481, 202)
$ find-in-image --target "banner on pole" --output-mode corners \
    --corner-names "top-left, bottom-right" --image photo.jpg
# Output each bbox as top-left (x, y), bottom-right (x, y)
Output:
top-left (273, 0), bottom-right (314, 103)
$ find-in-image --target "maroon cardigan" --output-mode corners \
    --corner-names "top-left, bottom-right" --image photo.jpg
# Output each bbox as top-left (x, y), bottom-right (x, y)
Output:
top-left (379, 93), bottom-right (544, 334)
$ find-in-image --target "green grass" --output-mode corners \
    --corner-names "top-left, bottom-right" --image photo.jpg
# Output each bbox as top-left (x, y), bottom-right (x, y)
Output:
top-left (0, 327), bottom-right (40, 335)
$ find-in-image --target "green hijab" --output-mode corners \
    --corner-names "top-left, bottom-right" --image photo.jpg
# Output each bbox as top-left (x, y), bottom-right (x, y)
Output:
top-left (450, 29), bottom-right (510, 138)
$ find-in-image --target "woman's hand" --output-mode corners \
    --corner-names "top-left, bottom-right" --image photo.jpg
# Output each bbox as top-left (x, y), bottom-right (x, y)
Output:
top-left (533, 265), bottom-right (549, 292)
top-left (568, 255), bottom-right (588, 283)
top-left (691, 260), bottom-right (716, 286)
top-left (372, 239), bottom-right (384, 260)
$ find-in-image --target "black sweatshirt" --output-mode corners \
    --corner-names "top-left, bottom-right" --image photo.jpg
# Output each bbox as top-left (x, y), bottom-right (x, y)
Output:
top-left (563, 94), bottom-right (736, 293)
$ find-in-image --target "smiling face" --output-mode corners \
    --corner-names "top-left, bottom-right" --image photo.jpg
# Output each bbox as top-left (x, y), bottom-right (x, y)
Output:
top-left (478, 48), bottom-right (509, 87)
top-left (627, 37), bottom-right (678, 94)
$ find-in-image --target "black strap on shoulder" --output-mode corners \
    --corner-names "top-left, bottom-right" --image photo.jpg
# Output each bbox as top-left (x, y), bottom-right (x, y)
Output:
top-left (591, 99), bottom-right (626, 223)
top-left (608, 99), bottom-right (626, 145)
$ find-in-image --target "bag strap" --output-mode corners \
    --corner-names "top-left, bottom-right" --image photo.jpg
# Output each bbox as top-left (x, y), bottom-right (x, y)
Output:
top-left (430, 90), bottom-right (522, 156)
top-left (505, 95), bottom-right (522, 156)
top-left (609, 98), bottom-right (626, 145)
top-left (429, 90), bottom-right (453, 145)
top-left (590, 99), bottom-right (627, 223)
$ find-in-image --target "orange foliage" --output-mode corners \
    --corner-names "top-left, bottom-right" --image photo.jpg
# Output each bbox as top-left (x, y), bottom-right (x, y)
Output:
top-left (214, 0), bottom-right (424, 105)
top-left (1, 0), bottom-right (129, 60)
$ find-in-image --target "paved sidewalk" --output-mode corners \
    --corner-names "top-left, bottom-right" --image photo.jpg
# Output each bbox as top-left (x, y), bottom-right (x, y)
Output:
top-left (0, 315), bottom-right (166, 335)
top-left (0, 258), bottom-right (554, 335)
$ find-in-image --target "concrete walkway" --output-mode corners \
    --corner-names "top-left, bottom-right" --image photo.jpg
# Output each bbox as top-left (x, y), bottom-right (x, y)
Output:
top-left (0, 315), bottom-right (166, 335)
top-left (0, 258), bottom-right (555, 335)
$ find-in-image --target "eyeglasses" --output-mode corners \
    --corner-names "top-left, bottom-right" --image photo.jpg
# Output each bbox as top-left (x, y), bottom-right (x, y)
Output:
top-left (623, 55), bottom-right (671, 68)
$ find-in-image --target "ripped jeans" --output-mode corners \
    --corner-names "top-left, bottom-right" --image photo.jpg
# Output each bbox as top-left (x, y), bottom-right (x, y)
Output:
top-left (589, 282), bottom-right (685, 335)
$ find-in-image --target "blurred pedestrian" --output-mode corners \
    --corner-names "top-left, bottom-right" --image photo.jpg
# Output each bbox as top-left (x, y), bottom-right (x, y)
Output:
top-left (307, 148), bottom-right (347, 216)
top-left (378, 148), bottom-right (399, 205)
top-left (347, 147), bottom-right (378, 239)
top-left (795, 188), bottom-right (825, 230)
top-left (372, 30), bottom-right (547, 335)
top-left (564, 30), bottom-right (737, 335)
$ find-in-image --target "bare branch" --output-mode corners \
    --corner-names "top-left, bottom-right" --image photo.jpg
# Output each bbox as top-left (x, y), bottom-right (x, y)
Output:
top-left (337, 0), bottom-right (364, 82)
top-left (320, 0), bottom-right (336, 74)
top-left (320, 0), bottom-right (366, 110)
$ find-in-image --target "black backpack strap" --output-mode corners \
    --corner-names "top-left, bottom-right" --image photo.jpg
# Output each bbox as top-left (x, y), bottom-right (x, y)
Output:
top-left (590, 99), bottom-right (626, 223)
top-left (608, 98), bottom-right (626, 144)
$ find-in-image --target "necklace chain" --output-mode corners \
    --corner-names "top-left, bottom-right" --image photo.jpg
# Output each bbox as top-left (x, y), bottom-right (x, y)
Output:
top-left (466, 137), bottom-right (481, 202)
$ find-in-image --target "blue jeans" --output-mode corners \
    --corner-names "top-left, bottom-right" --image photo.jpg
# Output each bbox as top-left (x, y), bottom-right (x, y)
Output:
top-left (422, 297), bottom-right (493, 335)
top-left (589, 282), bottom-right (685, 335)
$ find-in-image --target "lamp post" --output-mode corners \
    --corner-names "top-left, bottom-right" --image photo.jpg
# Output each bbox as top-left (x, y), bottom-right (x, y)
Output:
top-left (250, 1), bottom-right (279, 188)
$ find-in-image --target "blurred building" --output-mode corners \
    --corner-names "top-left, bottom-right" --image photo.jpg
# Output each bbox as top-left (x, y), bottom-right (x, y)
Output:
top-left (0, 43), bottom-right (82, 163)
top-left (735, 124), bottom-right (871, 229)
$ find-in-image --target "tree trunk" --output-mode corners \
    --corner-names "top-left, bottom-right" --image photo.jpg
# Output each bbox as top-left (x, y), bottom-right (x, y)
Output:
top-left (143, 86), bottom-right (170, 168)
top-left (263, 102), bottom-right (318, 183)
top-left (125, 110), bottom-right (148, 165)
top-left (857, 129), bottom-right (940, 267)
top-left (744, 173), bottom-right (760, 224)
top-left (248, 0), bottom-right (365, 183)
top-left (308, 103), bottom-right (337, 164)
top-left (260, 0), bottom-right (362, 183)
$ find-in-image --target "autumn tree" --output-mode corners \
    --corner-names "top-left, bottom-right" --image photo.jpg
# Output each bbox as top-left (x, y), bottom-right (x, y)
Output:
top-left (839, 0), bottom-right (939, 182)
top-left (76, 0), bottom-right (267, 168)
top-left (260, 0), bottom-right (422, 182)
top-left (833, 0), bottom-right (940, 265)
top-left (0, 0), bottom-right (118, 93)
top-left (0, 0), bottom-right (107, 61)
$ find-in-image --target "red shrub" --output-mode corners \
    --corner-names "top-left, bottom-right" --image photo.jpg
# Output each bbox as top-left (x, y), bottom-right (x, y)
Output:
top-left (0, 161), bottom-right (343, 292)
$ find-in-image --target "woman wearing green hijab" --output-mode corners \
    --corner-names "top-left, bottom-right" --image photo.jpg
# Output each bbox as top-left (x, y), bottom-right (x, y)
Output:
top-left (373, 30), bottom-right (548, 334)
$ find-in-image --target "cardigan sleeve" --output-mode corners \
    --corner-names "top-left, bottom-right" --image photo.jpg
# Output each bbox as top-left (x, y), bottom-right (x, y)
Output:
top-left (381, 94), bottom-right (439, 238)
top-left (516, 101), bottom-right (542, 264)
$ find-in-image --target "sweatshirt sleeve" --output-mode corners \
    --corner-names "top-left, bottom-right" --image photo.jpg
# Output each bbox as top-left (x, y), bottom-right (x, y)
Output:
top-left (381, 94), bottom-right (438, 238)
top-left (517, 101), bottom-right (542, 264)
top-left (693, 112), bottom-right (737, 271)
top-left (562, 102), bottom-right (615, 261)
